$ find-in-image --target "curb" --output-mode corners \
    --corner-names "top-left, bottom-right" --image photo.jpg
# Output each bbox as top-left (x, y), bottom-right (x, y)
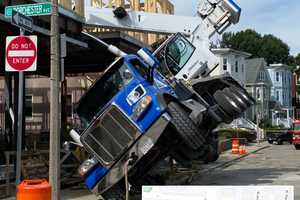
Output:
top-left (199, 144), bottom-right (271, 173)
top-left (184, 144), bottom-right (271, 184)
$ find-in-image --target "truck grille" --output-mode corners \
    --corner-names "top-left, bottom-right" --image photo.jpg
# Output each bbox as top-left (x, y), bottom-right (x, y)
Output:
top-left (81, 105), bottom-right (139, 166)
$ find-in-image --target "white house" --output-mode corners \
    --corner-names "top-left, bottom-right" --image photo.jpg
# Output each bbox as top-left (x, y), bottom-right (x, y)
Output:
top-left (267, 64), bottom-right (294, 128)
top-left (211, 48), bottom-right (252, 86)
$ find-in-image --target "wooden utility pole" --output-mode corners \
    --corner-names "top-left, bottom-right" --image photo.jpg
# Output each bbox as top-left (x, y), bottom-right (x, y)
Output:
top-left (49, 0), bottom-right (61, 199)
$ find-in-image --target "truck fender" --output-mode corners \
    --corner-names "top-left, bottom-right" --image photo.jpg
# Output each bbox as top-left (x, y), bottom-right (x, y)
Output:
top-left (180, 99), bottom-right (207, 126)
top-left (156, 93), bottom-right (206, 125)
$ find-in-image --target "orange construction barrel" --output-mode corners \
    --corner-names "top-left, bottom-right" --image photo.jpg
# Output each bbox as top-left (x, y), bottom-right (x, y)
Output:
top-left (231, 138), bottom-right (240, 154)
top-left (17, 179), bottom-right (51, 200)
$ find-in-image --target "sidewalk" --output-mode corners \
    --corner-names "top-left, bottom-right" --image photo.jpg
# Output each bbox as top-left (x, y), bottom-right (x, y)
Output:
top-left (166, 141), bottom-right (271, 184)
top-left (199, 141), bottom-right (270, 173)
top-left (2, 142), bottom-right (270, 200)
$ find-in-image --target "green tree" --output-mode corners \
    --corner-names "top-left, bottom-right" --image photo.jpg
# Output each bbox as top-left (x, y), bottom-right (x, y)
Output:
top-left (221, 29), bottom-right (291, 65)
top-left (258, 34), bottom-right (290, 64)
top-left (221, 29), bottom-right (262, 58)
top-left (287, 55), bottom-right (297, 66)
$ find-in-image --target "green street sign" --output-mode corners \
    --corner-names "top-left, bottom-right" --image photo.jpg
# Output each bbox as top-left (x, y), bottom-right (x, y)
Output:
top-left (5, 3), bottom-right (52, 17)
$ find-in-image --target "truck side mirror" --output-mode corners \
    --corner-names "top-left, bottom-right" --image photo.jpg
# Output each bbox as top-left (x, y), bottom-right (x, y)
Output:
top-left (137, 48), bottom-right (159, 69)
top-left (137, 48), bottom-right (160, 83)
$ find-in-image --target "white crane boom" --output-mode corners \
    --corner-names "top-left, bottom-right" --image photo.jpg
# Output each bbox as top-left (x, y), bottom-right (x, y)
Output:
top-left (84, 0), bottom-right (242, 80)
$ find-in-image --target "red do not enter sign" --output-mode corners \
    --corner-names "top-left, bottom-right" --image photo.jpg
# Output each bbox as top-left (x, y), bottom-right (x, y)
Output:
top-left (5, 35), bottom-right (37, 72)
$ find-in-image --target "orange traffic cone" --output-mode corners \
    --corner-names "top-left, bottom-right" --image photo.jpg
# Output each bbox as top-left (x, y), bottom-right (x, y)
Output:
top-left (239, 145), bottom-right (247, 155)
top-left (232, 138), bottom-right (240, 154)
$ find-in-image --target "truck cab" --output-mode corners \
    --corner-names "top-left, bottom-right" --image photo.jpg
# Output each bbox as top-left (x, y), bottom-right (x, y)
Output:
top-left (73, 51), bottom-right (207, 199)
top-left (291, 120), bottom-right (300, 149)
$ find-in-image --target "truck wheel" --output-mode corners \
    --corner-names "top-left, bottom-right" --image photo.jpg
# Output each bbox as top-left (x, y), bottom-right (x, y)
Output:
top-left (213, 90), bottom-right (243, 118)
top-left (167, 102), bottom-right (205, 149)
top-left (295, 145), bottom-right (300, 150)
top-left (228, 85), bottom-right (254, 106)
top-left (223, 88), bottom-right (248, 111)
top-left (102, 184), bottom-right (125, 200)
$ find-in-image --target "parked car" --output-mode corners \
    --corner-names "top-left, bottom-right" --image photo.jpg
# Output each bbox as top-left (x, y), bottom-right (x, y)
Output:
top-left (267, 131), bottom-right (293, 145)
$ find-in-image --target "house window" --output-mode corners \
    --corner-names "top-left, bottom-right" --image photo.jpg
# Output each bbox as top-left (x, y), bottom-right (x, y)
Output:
top-left (241, 64), bottom-right (244, 73)
top-left (223, 58), bottom-right (227, 71)
top-left (259, 71), bottom-right (265, 81)
top-left (66, 95), bottom-right (73, 117)
top-left (276, 91), bottom-right (280, 101)
top-left (276, 72), bottom-right (280, 82)
top-left (285, 74), bottom-right (287, 83)
top-left (25, 96), bottom-right (33, 118)
top-left (235, 60), bottom-right (238, 73)
top-left (282, 73), bottom-right (286, 83)
top-left (257, 89), bottom-right (260, 100)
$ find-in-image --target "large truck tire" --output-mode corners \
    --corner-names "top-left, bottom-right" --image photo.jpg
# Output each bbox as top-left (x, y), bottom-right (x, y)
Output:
top-left (167, 102), bottom-right (205, 149)
top-left (222, 88), bottom-right (248, 111)
top-left (167, 102), bottom-right (206, 165)
top-left (213, 90), bottom-right (243, 119)
top-left (228, 85), bottom-right (254, 107)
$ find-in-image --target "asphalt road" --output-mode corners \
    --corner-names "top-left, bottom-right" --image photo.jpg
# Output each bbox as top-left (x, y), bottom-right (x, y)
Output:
top-left (191, 143), bottom-right (300, 199)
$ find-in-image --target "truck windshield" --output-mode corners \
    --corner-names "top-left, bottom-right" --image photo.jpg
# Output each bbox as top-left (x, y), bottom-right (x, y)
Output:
top-left (294, 123), bottom-right (300, 131)
top-left (76, 58), bottom-right (133, 126)
top-left (165, 34), bottom-right (195, 75)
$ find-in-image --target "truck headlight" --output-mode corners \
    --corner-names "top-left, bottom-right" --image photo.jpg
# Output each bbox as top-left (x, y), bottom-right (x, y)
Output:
top-left (78, 157), bottom-right (98, 177)
top-left (132, 95), bottom-right (152, 121)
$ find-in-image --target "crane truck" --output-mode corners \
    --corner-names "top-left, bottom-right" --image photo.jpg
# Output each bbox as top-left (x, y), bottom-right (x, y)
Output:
top-left (83, 0), bottom-right (254, 162)
top-left (64, 0), bottom-right (255, 199)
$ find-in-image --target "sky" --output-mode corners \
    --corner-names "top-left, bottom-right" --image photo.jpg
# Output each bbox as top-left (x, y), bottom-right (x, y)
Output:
top-left (169, 0), bottom-right (300, 56)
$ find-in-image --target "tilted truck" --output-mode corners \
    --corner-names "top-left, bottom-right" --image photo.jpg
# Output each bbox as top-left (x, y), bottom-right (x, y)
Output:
top-left (83, 0), bottom-right (254, 162)
top-left (68, 47), bottom-right (210, 199)
top-left (64, 0), bottom-right (255, 199)
top-left (69, 41), bottom-right (253, 200)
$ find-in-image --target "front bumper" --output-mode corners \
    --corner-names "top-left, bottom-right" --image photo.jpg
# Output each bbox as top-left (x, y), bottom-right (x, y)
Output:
top-left (91, 113), bottom-right (171, 196)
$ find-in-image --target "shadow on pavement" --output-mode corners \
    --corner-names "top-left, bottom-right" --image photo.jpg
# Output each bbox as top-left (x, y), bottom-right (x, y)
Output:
top-left (191, 167), bottom-right (299, 185)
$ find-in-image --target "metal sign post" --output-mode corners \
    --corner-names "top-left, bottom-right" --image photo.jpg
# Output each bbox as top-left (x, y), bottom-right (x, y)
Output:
top-left (15, 29), bottom-right (25, 185)
top-left (49, 0), bottom-right (61, 199)
top-left (6, 10), bottom-right (37, 185)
